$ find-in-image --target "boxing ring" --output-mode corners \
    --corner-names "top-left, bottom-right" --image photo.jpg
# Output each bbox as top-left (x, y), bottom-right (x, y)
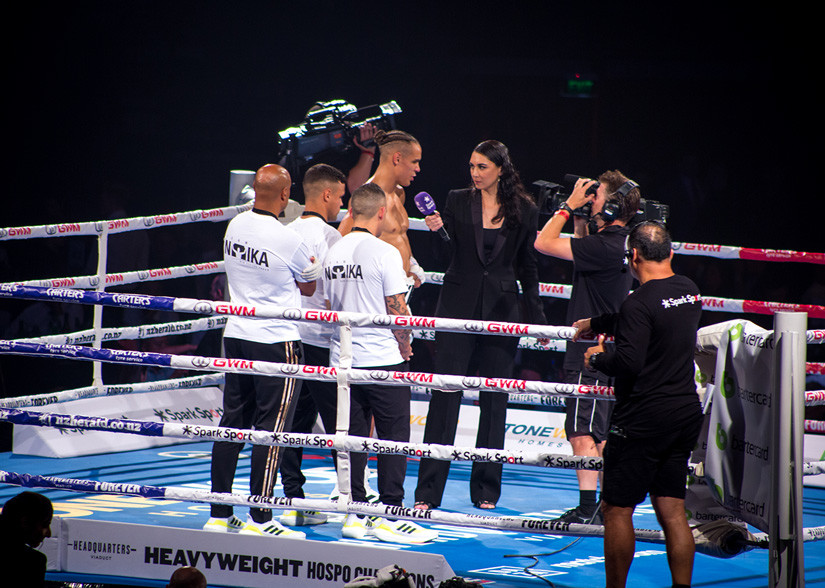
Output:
top-left (2, 191), bottom-right (825, 587)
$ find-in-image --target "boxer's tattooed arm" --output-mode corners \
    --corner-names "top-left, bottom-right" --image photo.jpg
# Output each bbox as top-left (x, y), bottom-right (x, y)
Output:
top-left (385, 293), bottom-right (413, 360)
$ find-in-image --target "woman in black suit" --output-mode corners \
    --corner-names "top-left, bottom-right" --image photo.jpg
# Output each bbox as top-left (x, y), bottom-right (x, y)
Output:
top-left (414, 140), bottom-right (545, 510)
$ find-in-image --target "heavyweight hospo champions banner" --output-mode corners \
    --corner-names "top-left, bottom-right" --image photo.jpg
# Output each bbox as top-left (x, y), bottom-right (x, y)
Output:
top-left (46, 517), bottom-right (454, 588)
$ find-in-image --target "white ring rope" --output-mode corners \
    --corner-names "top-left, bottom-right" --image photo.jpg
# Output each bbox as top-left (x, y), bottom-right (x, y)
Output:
top-left (2, 285), bottom-right (579, 341)
top-left (20, 469), bottom-right (825, 553)
top-left (0, 374), bottom-right (224, 410)
top-left (0, 204), bottom-right (252, 240)
top-left (13, 316), bottom-right (227, 347)
top-left (8, 262), bottom-right (224, 291)
top-left (0, 408), bottom-right (602, 471)
top-left (0, 342), bottom-right (613, 402)
top-left (4, 208), bottom-right (822, 267)
top-left (3, 266), bottom-right (823, 320)
top-left (3, 406), bottom-right (823, 488)
top-left (406, 218), bottom-right (825, 265)
top-left (0, 469), bottom-right (642, 541)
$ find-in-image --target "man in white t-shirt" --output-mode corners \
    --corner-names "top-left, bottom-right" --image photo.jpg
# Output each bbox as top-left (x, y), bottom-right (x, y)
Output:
top-left (203, 163), bottom-right (322, 540)
top-left (324, 182), bottom-right (436, 544)
top-left (278, 164), bottom-right (346, 528)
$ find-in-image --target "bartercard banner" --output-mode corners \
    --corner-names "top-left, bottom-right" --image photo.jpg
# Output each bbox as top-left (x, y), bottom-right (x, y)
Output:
top-left (703, 320), bottom-right (773, 532)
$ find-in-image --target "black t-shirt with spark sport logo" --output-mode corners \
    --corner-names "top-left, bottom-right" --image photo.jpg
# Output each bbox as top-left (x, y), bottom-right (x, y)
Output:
top-left (590, 274), bottom-right (703, 436)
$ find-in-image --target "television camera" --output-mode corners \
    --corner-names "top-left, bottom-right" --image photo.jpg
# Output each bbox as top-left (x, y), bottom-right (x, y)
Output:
top-left (277, 99), bottom-right (402, 162)
top-left (533, 174), bottom-right (669, 226)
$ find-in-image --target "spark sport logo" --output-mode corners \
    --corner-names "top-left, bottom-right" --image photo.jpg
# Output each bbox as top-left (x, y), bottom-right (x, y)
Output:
top-left (180, 424), bottom-right (253, 441)
top-left (451, 448), bottom-right (525, 464)
top-left (225, 239), bottom-right (268, 267)
top-left (542, 455), bottom-right (602, 470)
top-left (273, 432), bottom-right (336, 449)
top-left (661, 293), bottom-right (701, 309)
top-left (361, 439), bottom-right (432, 458)
top-left (324, 264), bottom-right (363, 280)
top-left (153, 406), bottom-right (222, 423)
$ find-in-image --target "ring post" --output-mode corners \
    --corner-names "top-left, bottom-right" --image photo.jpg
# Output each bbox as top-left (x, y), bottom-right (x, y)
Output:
top-left (91, 224), bottom-right (110, 386)
top-left (228, 170), bottom-right (255, 206)
top-left (770, 311), bottom-right (807, 587)
top-left (335, 320), bottom-right (353, 510)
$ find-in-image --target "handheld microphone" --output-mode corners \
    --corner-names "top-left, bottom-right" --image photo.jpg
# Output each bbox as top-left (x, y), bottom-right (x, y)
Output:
top-left (413, 192), bottom-right (450, 241)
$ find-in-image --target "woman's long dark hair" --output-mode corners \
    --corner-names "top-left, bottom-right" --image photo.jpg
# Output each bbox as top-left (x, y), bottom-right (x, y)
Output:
top-left (472, 140), bottom-right (533, 229)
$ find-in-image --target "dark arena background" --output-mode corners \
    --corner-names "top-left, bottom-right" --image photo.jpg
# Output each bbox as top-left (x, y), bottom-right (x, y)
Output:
top-left (2, 3), bottom-right (822, 587)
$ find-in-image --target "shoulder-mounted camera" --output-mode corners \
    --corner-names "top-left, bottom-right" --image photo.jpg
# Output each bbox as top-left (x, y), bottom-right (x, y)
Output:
top-left (533, 174), bottom-right (669, 226)
top-left (277, 99), bottom-right (402, 162)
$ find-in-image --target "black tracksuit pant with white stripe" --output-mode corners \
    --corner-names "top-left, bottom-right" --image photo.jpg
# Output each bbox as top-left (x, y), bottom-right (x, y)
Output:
top-left (210, 337), bottom-right (302, 523)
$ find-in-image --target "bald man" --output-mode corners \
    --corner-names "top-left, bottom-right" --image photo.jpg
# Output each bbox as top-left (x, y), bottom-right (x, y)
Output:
top-left (167, 566), bottom-right (207, 588)
top-left (204, 163), bottom-right (320, 539)
top-left (339, 129), bottom-right (424, 289)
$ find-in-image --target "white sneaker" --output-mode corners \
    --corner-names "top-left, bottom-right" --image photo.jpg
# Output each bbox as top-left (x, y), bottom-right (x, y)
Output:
top-left (364, 485), bottom-right (380, 503)
top-left (364, 466), bottom-right (380, 503)
top-left (239, 517), bottom-right (306, 539)
top-left (279, 510), bottom-right (328, 526)
top-left (330, 484), bottom-right (380, 503)
top-left (372, 518), bottom-right (438, 544)
top-left (341, 513), bottom-right (383, 540)
top-left (202, 515), bottom-right (245, 533)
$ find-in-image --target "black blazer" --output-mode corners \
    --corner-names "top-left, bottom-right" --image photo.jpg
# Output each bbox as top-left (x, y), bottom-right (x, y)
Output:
top-left (435, 188), bottom-right (545, 325)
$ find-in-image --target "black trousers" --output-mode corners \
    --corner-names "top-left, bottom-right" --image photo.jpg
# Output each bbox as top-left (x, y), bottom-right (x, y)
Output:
top-left (415, 330), bottom-right (517, 507)
top-left (348, 362), bottom-right (410, 506)
top-left (279, 342), bottom-right (339, 499)
top-left (210, 337), bottom-right (302, 523)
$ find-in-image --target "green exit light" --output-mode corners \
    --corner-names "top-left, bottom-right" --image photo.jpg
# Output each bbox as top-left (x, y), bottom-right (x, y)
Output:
top-left (562, 75), bottom-right (596, 98)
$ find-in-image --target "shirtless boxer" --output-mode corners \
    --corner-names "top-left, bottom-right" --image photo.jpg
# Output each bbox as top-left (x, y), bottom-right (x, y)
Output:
top-left (339, 129), bottom-right (423, 287)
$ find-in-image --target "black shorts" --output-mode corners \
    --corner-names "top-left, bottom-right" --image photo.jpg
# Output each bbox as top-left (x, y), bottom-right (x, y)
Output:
top-left (601, 416), bottom-right (703, 508)
top-left (564, 370), bottom-right (612, 443)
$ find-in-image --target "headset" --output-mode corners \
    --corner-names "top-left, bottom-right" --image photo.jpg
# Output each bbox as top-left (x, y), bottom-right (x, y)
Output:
top-left (600, 180), bottom-right (639, 223)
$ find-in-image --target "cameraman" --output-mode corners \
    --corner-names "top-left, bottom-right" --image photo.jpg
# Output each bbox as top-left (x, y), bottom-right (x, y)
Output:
top-left (534, 170), bottom-right (640, 525)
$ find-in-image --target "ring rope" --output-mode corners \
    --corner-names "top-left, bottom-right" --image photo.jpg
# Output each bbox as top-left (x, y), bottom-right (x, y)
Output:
top-left (4, 367), bottom-right (822, 420)
top-left (5, 406), bottom-right (825, 482)
top-left (0, 469), bottom-right (656, 542)
top-left (0, 408), bottom-right (603, 471)
top-left (7, 261), bottom-right (224, 290)
top-left (0, 341), bottom-right (613, 401)
top-left (427, 271), bottom-right (825, 319)
top-left (5, 284), bottom-right (825, 346)
top-left (404, 218), bottom-right (825, 265)
top-left (3, 206), bottom-right (822, 266)
top-left (0, 204), bottom-right (251, 241)
top-left (4, 267), bottom-right (824, 320)
top-left (0, 374), bottom-right (224, 410)
top-left (6, 311), bottom-right (823, 374)
top-left (13, 316), bottom-right (227, 347)
top-left (29, 468), bottom-right (825, 550)
top-left (805, 390), bottom-right (825, 406)
top-left (1, 285), bottom-right (579, 341)
top-left (802, 461), bottom-right (825, 475)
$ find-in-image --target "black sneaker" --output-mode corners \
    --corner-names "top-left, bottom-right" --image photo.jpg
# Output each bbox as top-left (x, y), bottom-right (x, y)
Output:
top-left (553, 505), bottom-right (603, 525)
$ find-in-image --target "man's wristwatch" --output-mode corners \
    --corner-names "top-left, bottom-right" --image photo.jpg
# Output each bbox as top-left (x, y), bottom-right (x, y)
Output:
top-left (558, 202), bottom-right (574, 215)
